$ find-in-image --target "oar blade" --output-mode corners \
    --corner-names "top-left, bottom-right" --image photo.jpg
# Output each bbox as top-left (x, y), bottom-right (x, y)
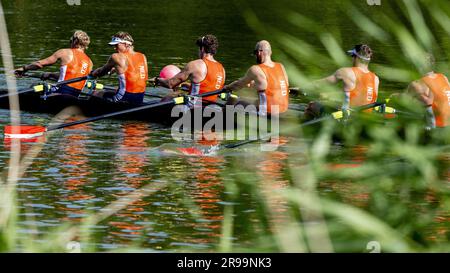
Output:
top-left (4, 125), bottom-right (46, 139)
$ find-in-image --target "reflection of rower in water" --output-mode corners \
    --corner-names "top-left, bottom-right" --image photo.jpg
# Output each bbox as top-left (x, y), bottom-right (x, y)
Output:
top-left (57, 122), bottom-right (94, 221)
top-left (223, 40), bottom-right (290, 116)
top-left (90, 32), bottom-right (148, 104)
top-left (256, 138), bottom-right (289, 224)
top-left (407, 54), bottom-right (450, 128)
top-left (154, 34), bottom-right (226, 105)
top-left (306, 44), bottom-right (380, 118)
top-left (117, 122), bottom-right (150, 188)
top-left (109, 122), bottom-right (151, 239)
top-left (14, 30), bottom-right (93, 97)
top-left (183, 132), bottom-right (225, 243)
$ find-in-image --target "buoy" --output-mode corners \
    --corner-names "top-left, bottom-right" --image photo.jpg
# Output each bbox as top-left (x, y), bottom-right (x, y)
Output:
top-left (159, 65), bottom-right (181, 79)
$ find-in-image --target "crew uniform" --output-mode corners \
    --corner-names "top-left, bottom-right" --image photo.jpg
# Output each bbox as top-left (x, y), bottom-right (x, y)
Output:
top-left (345, 67), bottom-right (378, 110)
top-left (112, 51), bottom-right (148, 104)
top-left (56, 49), bottom-right (93, 96)
top-left (257, 62), bottom-right (289, 115)
top-left (189, 58), bottom-right (225, 104)
top-left (421, 73), bottom-right (450, 128)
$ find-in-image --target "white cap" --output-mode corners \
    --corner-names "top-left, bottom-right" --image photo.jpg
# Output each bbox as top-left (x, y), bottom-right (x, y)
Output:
top-left (346, 48), bottom-right (371, 61)
top-left (108, 37), bottom-right (133, 46)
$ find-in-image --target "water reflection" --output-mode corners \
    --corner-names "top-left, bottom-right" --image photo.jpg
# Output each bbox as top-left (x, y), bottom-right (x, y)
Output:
top-left (173, 132), bottom-right (224, 248)
top-left (256, 137), bottom-right (291, 234)
top-left (109, 122), bottom-right (151, 242)
top-left (323, 145), bottom-right (370, 208)
top-left (58, 122), bottom-right (95, 221)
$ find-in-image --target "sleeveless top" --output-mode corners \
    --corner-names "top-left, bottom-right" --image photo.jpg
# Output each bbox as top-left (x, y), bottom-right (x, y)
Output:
top-left (258, 62), bottom-right (289, 115)
top-left (189, 58), bottom-right (225, 103)
top-left (115, 51), bottom-right (148, 101)
top-left (421, 73), bottom-right (450, 127)
top-left (345, 67), bottom-right (378, 109)
top-left (58, 49), bottom-right (93, 90)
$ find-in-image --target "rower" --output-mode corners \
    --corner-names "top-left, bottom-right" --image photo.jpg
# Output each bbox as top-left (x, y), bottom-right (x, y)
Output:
top-left (90, 32), bottom-right (148, 104)
top-left (223, 40), bottom-right (289, 116)
top-left (154, 34), bottom-right (226, 105)
top-left (407, 53), bottom-right (450, 128)
top-left (308, 44), bottom-right (380, 116)
top-left (14, 30), bottom-right (93, 97)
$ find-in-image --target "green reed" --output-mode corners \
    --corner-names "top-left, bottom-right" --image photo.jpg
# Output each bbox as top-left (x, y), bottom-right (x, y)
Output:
top-left (216, 0), bottom-right (450, 252)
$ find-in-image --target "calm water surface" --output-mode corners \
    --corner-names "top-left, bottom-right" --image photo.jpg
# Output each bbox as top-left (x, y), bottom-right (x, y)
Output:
top-left (0, 0), bottom-right (449, 251)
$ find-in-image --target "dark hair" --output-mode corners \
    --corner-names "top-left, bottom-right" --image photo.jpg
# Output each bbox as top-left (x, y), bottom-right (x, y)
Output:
top-left (354, 44), bottom-right (373, 61)
top-left (196, 34), bottom-right (219, 55)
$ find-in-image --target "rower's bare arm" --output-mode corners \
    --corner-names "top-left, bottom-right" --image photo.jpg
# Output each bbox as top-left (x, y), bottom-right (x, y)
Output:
top-left (280, 63), bottom-right (289, 86)
top-left (407, 81), bottom-right (433, 106)
top-left (307, 69), bottom-right (341, 94)
top-left (320, 72), bottom-right (340, 85)
top-left (375, 76), bottom-right (380, 98)
top-left (225, 66), bottom-right (259, 91)
top-left (41, 72), bottom-right (60, 81)
top-left (156, 67), bottom-right (190, 90)
top-left (15, 49), bottom-right (64, 76)
top-left (91, 55), bottom-right (118, 78)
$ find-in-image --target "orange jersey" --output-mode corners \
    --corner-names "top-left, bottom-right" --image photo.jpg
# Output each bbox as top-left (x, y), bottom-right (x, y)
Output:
top-left (190, 58), bottom-right (225, 103)
top-left (347, 67), bottom-right (378, 108)
top-left (258, 62), bottom-right (289, 114)
top-left (117, 51), bottom-right (148, 94)
top-left (59, 49), bottom-right (93, 90)
top-left (422, 73), bottom-right (450, 127)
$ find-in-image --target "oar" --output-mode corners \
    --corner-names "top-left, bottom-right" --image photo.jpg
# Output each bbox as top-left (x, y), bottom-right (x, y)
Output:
top-left (0, 76), bottom-right (89, 99)
top-left (47, 88), bottom-right (231, 131)
top-left (216, 91), bottom-right (308, 114)
top-left (4, 88), bottom-right (232, 138)
top-left (224, 102), bottom-right (384, 149)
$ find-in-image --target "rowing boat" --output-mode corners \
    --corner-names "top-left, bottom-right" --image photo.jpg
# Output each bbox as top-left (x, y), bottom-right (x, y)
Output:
top-left (3, 84), bottom-right (441, 146)
top-left (0, 88), bottom-right (179, 123)
top-left (0, 86), bottom-right (291, 133)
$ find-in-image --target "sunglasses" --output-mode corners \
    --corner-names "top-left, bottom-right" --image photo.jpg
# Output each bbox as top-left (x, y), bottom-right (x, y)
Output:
top-left (253, 49), bottom-right (263, 55)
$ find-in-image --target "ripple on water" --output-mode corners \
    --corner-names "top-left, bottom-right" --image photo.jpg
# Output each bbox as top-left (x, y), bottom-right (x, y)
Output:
top-left (19, 220), bottom-right (60, 227)
top-left (96, 187), bottom-right (136, 192)
top-left (169, 242), bottom-right (211, 249)
top-left (146, 232), bottom-right (169, 238)
top-left (23, 203), bottom-right (55, 209)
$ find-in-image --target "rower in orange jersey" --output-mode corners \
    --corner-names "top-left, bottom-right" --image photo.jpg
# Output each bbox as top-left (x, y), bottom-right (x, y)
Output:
top-left (154, 34), bottom-right (226, 104)
top-left (14, 30), bottom-right (93, 97)
top-left (223, 40), bottom-right (289, 116)
top-left (407, 54), bottom-right (450, 128)
top-left (308, 44), bottom-right (380, 117)
top-left (91, 32), bottom-right (148, 104)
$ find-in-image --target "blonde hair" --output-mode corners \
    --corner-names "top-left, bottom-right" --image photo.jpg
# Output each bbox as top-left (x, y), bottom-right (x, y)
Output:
top-left (70, 30), bottom-right (90, 49)
top-left (113, 31), bottom-right (134, 45)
